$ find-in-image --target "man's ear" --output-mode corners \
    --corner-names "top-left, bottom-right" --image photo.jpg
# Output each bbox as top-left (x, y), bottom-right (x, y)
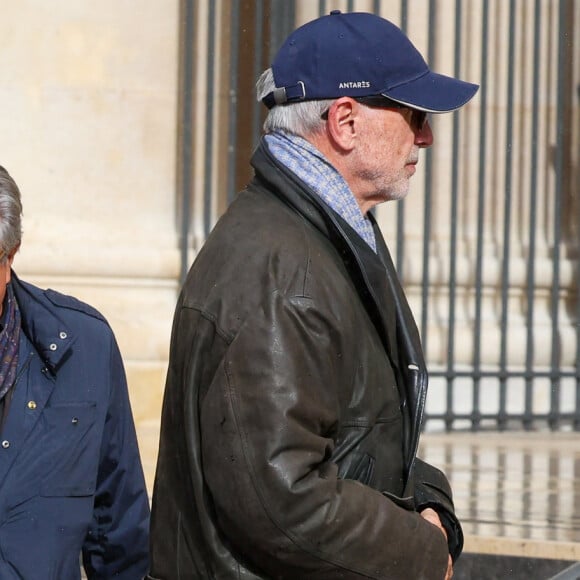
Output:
top-left (325, 97), bottom-right (359, 152)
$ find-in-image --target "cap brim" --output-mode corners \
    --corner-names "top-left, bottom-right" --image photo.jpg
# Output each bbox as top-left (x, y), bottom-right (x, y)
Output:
top-left (382, 71), bottom-right (479, 113)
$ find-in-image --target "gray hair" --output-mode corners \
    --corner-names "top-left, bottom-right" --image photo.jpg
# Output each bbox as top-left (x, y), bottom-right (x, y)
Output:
top-left (256, 69), bottom-right (334, 137)
top-left (0, 166), bottom-right (23, 260)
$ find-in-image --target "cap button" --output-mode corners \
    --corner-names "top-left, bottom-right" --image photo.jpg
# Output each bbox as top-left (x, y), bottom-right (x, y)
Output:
top-left (330, 10), bottom-right (341, 15)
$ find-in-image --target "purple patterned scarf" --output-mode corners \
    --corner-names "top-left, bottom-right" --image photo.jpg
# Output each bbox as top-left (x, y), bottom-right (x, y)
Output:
top-left (0, 283), bottom-right (20, 401)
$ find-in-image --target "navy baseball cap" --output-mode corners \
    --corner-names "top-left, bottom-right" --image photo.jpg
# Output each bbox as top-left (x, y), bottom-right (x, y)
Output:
top-left (262, 11), bottom-right (479, 113)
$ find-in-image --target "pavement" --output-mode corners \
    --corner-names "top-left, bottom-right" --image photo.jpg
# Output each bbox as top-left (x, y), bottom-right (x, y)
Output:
top-left (418, 430), bottom-right (580, 563)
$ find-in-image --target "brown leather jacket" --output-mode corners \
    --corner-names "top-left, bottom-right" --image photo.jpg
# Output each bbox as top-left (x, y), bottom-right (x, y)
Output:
top-left (149, 141), bottom-right (462, 579)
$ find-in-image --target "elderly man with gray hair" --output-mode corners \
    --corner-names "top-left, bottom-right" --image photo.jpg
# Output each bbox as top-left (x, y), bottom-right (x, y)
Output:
top-left (150, 10), bottom-right (478, 580)
top-left (0, 166), bottom-right (150, 579)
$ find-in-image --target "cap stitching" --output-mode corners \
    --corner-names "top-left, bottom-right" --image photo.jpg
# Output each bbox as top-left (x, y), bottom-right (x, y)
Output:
top-left (383, 68), bottom-right (430, 92)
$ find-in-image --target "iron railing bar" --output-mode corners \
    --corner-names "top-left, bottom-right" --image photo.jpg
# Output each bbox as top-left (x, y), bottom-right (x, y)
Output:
top-left (203, 2), bottom-right (217, 239)
top-left (420, 0), bottom-right (436, 361)
top-left (444, 0), bottom-right (463, 432)
top-left (548, 0), bottom-right (566, 430)
top-left (400, 0), bottom-right (408, 32)
top-left (252, 0), bottom-right (265, 150)
top-left (471, 0), bottom-right (490, 432)
top-left (179, 0), bottom-right (195, 284)
top-left (395, 0), bottom-right (409, 276)
top-left (497, 0), bottom-right (517, 430)
top-left (269, 2), bottom-right (294, 61)
top-left (523, 0), bottom-right (542, 430)
top-left (576, 82), bottom-right (580, 433)
top-left (227, 2), bottom-right (241, 204)
top-left (577, 248), bottom-right (580, 431)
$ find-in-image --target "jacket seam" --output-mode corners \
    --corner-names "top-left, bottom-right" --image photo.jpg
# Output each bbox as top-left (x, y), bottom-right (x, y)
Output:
top-left (182, 304), bottom-right (235, 344)
top-left (341, 414), bottom-right (401, 429)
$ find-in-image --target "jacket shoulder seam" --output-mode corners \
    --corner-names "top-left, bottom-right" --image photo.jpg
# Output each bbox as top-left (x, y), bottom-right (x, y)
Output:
top-left (44, 289), bottom-right (107, 323)
top-left (182, 304), bottom-right (235, 344)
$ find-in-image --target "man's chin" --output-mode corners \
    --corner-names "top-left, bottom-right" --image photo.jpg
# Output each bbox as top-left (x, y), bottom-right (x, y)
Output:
top-left (386, 186), bottom-right (410, 202)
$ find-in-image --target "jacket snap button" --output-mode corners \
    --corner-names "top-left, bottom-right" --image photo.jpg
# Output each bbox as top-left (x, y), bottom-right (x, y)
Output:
top-left (71, 417), bottom-right (79, 425)
top-left (59, 332), bottom-right (67, 340)
top-left (49, 343), bottom-right (57, 351)
top-left (2, 440), bottom-right (9, 449)
top-left (27, 401), bottom-right (37, 410)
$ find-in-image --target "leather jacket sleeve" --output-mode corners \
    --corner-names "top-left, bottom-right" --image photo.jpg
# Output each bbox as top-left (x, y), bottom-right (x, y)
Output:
top-left (412, 458), bottom-right (464, 562)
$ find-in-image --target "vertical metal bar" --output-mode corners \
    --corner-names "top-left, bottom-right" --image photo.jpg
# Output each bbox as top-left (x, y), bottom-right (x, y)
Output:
top-left (445, 0), bottom-right (462, 431)
top-left (395, 0), bottom-right (409, 276)
top-left (549, 0), bottom-right (566, 430)
top-left (400, 0), bottom-right (408, 31)
top-left (270, 2), bottom-right (280, 61)
top-left (523, 0), bottom-right (542, 430)
top-left (252, 0), bottom-right (265, 150)
top-left (575, 51), bottom-right (580, 432)
top-left (472, 0), bottom-right (489, 432)
top-left (180, 0), bottom-right (196, 284)
top-left (576, 162), bottom-right (580, 431)
top-left (318, 0), bottom-right (326, 17)
top-left (347, 0), bottom-right (355, 12)
top-left (373, 0), bottom-right (381, 14)
top-left (420, 0), bottom-right (435, 377)
top-left (270, 1), bottom-right (295, 61)
top-left (203, 3), bottom-right (217, 238)
top-left (577, 72), bottom-right (580, 430)
top-left (576, 313), bottom-right (580, 430)
top-left (227, 2), bottom-right (241, 204)
top-left (497, 0), bottom-right (517, 430)
top-left (577, 86), bottom-right (580, 429)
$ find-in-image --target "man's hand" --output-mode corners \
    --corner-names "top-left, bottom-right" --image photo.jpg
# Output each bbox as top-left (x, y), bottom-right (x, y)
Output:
top-left (420, 508), bottom-right (453, 580)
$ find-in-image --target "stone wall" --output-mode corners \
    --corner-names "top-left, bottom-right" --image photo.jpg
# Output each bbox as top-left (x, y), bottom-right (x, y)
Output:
top-left (0, 1), bottom-right (181, 421)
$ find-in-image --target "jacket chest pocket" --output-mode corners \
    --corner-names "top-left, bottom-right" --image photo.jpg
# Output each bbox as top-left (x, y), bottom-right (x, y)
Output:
top-left (39, 402), bottom-right (99, 497)
top-left (333, 412), bottom-right (404, 492)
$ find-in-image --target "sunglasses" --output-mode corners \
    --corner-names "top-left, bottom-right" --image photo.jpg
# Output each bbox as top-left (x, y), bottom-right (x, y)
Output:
top-left (322, 95), bottom-right (429, 131)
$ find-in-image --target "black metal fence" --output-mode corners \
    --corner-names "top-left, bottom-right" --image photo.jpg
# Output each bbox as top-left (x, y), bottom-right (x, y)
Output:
top-left (178, 0), bottom-right (580, 432)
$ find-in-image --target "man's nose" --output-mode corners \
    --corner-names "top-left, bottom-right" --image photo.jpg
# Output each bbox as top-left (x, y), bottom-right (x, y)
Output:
top-left (416, 119), bottom-right (434, 148)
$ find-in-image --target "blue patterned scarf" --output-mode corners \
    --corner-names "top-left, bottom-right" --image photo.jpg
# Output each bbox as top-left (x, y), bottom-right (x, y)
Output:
top-left (264, 131), bottom-right (377, 252)
top-left (0, 283), bottom-right (20, 401)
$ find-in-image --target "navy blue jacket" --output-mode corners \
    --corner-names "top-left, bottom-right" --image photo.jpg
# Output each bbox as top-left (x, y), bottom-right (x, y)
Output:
top-left (0, 273), bottom-right (149, 579)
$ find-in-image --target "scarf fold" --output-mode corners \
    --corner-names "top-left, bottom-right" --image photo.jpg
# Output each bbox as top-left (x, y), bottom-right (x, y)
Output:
top-left (264, 131), bottom-right (377, 252)
top-left (0, 283), bottom-right (21, 401)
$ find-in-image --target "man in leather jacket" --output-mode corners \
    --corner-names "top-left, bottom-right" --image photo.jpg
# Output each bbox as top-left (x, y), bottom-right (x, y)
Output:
top-left (149, 11), bottom-right (478, 580)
